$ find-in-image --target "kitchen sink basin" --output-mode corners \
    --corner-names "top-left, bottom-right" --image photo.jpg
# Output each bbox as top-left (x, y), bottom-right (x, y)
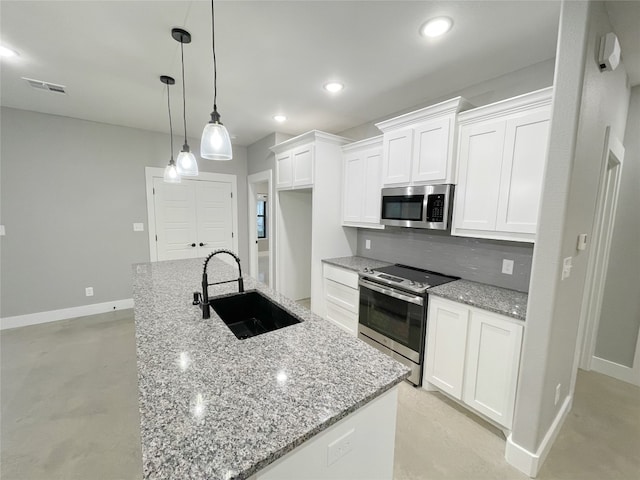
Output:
top-left (209, 290), bottom-right (302, 340)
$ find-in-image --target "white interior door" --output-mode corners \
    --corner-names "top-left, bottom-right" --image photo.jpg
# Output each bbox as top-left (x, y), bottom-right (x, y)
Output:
top-left (153, 178), bottom-right (199, 260)
top-left (195, 180), bottom-right (233, 259)
top-left (147, 168), bottom-right (238, 263)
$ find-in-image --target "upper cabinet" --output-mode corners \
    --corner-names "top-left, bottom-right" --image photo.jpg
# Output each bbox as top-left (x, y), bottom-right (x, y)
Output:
top-left (452, 87), bottom-right (553, 243)
top-left (342, 136), bottom-right (384, 229)
top-left (375, 97), bottom-right (474, 187)
top-left (273, 131), bottom-right (351, 191)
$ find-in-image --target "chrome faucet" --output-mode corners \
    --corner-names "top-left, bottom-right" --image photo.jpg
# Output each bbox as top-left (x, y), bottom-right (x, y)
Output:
top-left (199, 249), bottom-right (244, 319)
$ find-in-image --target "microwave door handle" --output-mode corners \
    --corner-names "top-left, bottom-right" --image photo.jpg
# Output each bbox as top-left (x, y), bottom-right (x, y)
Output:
top-left (359, 279), bottom-right (424, 306)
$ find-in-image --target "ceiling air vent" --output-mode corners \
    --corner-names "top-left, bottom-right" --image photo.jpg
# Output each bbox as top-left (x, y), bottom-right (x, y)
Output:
top-left (22, 77), bottom-right (67, 95)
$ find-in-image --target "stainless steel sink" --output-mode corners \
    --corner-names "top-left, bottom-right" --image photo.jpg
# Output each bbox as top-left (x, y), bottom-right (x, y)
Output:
top-left (209, 290), bottom-right (302, 340)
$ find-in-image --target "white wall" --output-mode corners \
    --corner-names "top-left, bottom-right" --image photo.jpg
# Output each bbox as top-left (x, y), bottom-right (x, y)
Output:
top-left (595, 85), bottom-right (640, 367)
top-left (0, 107), bottom-right (248, 319)
top-left (510, 0), bottom-right (631, 470)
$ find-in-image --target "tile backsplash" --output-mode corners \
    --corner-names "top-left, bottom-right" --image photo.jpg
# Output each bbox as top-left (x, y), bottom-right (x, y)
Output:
top-left (357, 228), bottom-right (533, 292)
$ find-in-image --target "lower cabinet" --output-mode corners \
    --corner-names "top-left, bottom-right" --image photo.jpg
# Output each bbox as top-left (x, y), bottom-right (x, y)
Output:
top-left (322, 263), bottom-right (359, 336)
top-left (424, 296), bottom-right (523, 430)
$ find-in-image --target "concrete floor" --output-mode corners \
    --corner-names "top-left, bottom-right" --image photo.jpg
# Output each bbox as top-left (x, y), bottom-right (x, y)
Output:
top-left (2, 310), bottom-right (639, 479)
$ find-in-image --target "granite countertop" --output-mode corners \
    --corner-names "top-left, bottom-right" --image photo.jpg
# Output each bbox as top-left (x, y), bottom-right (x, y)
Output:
top-left (132, 258), bottom-right (409, 480)
top-left (322, 255), bottom-right (392, 273)
top-left (427, 279), bottom-right (528, 321)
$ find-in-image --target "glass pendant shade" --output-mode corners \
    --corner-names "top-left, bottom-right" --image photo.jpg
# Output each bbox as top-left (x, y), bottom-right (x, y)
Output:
top-left (201, 118), bottom-right (232, 160)
top-left (176, 145), bottom-right (199, 176)
top-left (164, 159), bottom-right (181, 183)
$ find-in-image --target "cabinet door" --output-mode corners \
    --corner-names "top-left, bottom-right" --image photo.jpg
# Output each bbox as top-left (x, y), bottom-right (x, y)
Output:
top-left (463, 310), bottom-right (523, 429)
top-left (292, 144), bottom-right (314, 188)
top-left (453, 121), bottom-right (506, 231)
top-left (496, 110), bottom-right (550, 235)
top-left (411, 117), bottom-right (451, 184)
top-left (424, 298), bottom-right (470, 399)
top-left (362, 149), bottom-right (383, 224)
top-left (343, 152), bottom-right (365, 223)
top-left (276, 151), bottom-right (293, 189)
top-left (382, 128), bottom-right (413, 186)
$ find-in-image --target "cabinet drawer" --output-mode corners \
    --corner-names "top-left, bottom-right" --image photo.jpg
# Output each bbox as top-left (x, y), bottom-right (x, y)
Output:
top-left (323, 263), bottom-right (359, 289)
top-left (325, 279), bottom-right (359, 314)
top-left (326, 300), bottom-right (358, 336)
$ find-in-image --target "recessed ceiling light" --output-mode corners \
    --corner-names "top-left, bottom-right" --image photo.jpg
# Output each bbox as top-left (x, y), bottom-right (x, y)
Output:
top-left (420, 17), bottom-right (453, 38)
top-left (0, 45), bottom-right (18, 57)
top-left (273, 115), bottom-right (287, 122)
top-left (323, 82), bottom-right (344, 93)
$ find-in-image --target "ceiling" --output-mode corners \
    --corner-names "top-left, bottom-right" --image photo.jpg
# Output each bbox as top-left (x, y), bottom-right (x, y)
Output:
top-left (3, 0), bottom-right (618, 148)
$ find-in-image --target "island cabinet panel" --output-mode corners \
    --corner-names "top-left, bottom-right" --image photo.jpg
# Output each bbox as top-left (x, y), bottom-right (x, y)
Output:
top-left (341, 136), bottom-right (384, 228)
top-left (424, 297), bottom-right (470, 399)
top-left (323, 263), bottom-right (359, 336)
top-left (254, 386), bottom-right (398, 480)
top-left (452, 87), bottom-right (553, 243)
top-left (376, 96), bottom-right (473, 188)
top-left (424, 296), bottom-right (524, 430)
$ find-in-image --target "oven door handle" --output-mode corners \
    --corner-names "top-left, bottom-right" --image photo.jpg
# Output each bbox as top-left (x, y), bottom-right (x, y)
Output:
top-left (359, 279), bottom-right (424, 306)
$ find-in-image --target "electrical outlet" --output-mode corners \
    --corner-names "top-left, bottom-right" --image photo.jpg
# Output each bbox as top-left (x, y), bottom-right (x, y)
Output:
top-left (327, 428), bottom-right (355, 466)
top-left (502, 259), bottom-right (514, 275)
top-left (133, 223), bottom-right (144, 232)
top-left (365, 239), bottom-right (371, 250)
top-left (85, 287), bottom-right (94, 297)
top-left (555, 384), bottom-right (561, 405)
top-left (561, 257), bottom-right (573, 280)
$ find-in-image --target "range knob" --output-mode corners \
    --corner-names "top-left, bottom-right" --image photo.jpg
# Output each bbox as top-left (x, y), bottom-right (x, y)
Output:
top-left (363, 267), bottom-right (372, 273)
top-left (410, 281), bottom-right (417, 286)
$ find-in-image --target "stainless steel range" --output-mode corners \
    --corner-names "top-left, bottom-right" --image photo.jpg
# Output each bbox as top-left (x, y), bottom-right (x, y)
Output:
top-left (358, 264), bottom-right (459, 386)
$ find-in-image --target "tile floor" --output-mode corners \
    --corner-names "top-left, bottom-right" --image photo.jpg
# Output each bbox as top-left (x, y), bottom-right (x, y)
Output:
top-left (1, 310), bottom-right (639, 479)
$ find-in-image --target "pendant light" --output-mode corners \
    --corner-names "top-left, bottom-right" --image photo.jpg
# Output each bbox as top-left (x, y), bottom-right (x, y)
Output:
top-left (172, 28), bottom-right (199, 176)
top-left (161, 75), bottom-right (180, 184)
top-left (200, 0), bottom-right (232, 160)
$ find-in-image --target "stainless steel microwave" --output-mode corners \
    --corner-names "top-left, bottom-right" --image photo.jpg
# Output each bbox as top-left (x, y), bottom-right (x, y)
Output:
top-left (380, 184), bottom-right (454, 230)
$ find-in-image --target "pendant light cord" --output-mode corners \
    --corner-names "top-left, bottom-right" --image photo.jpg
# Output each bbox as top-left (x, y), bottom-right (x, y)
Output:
top-left (167, 84), bottom-right (174, 159)
top-left (211, 0), bottom-right (217, 110)
top-left (180, 40), bottom-right (188, 145)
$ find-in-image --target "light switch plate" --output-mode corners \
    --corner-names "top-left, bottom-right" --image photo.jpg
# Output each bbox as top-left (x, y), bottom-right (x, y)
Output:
top-left (133, 223), bottom-right (144, 232)
top-left (85, 287), bottom-right (94, 297)
top-left (0, 225), bottom-right (5, 236)
top-left (365, 239), bottom-right (371, 250)
top-left (502, 259), bottom-right (514, 275)
top-left (577, 233), bottom-right (588, 251)
top-left (561, 257), bottom-right (573, 280)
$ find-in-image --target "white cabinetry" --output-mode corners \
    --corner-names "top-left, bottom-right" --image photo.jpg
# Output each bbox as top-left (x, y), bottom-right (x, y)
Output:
top-left (452, 87), bottom-right (553, 243)
top-left (322, 263), bottom-right (359, 336)
top-left (342, 136), bottom-right (384, 229)
top-left (276, 142), bottom-right (315, 190)
top-left (272, 131), bottom-right (356, 317)
top-left (376, 97), bottom-right (473, 187)
top-left (424, 296), bottom-right (524, 430)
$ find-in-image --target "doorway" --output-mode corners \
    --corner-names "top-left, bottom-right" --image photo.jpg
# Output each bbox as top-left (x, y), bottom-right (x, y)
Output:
top-left (247, 171), bottom-right (274, 287)
top-left (575, 127), bottom-right (633, 386)
top-left (145, 167), bottom-right (239, 262)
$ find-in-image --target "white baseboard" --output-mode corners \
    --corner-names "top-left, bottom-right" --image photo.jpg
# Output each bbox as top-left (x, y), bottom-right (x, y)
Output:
top-left (505, 395), bottom-right (572, 478)
top-left (591, 356), bottom-right (640, 386)
top-left (1, 298), bottom-right (134, 330)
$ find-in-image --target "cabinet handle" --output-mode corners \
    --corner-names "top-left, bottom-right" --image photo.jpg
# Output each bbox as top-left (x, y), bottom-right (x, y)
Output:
top-left (199, 242), bottom-right (207, 247)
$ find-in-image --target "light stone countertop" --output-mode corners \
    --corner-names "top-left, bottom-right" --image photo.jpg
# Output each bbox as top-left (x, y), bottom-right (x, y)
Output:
top-left (322, 255), bottom-right (392, 273)
top-left (427, 279), bottom-right (528, 320)
top-left (132, 257), bottom-right (409, 480)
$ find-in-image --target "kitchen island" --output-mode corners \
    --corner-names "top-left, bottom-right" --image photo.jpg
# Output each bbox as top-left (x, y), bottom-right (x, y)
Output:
top-left (132, 257), bottom-right (409, 480)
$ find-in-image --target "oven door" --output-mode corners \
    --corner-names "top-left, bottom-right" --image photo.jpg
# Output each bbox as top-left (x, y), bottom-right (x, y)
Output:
top-left (358, 278), bottom-right (425, 363)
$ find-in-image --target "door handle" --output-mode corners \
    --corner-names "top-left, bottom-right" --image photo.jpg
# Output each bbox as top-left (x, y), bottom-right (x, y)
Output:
top-left (188, 243), bottom-right (196, 247)
top-left (199, 242), bottom-right (207, 247)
